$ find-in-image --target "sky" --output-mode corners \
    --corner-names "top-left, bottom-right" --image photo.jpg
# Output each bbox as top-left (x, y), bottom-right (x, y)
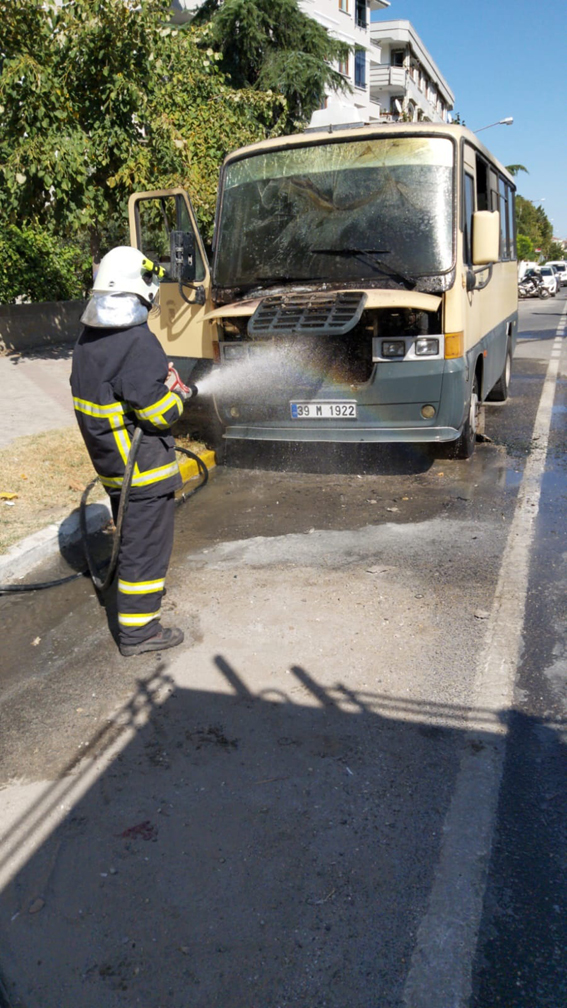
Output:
top-left (371, 0), bottom-right (567, 239)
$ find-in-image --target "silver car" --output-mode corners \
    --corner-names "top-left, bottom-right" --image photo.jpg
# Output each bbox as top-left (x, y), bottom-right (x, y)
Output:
top-left (546, 261), bottom-right (567, 286)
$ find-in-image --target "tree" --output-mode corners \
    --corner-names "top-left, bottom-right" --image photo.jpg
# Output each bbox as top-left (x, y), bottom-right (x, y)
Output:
top-left (0, 0), bottom-right (286, 279)
top-left (516, 233), bottom-right (535, 261)
top-left (0, 225), bottom-right (92, 303)
top-left (547, 241), bottom-right (566, 261)
top-left (505, 164), bottom-right (528, 177)
top-left (192, 0), bottom-right (352, 127)
top-left (515, 195), bottom-right (554, 260)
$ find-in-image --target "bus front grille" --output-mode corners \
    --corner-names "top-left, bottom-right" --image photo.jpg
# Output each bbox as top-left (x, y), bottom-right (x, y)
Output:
top-left (248, 291), bottom-right (367, 337)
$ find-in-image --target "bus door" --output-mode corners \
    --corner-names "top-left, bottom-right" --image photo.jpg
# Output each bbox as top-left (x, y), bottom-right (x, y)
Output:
top-left (462, 147), bottom-right (514, 397)
top-left (128, 188), bottom-right (215, 363)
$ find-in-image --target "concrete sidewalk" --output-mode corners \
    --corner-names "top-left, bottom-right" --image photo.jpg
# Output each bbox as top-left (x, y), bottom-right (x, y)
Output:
top-left (0, 349), bottom-right (75, 450)
top-left (0, 346), bottom-right (214, 582)
top-left (0, 346), bottom-right (86, 581)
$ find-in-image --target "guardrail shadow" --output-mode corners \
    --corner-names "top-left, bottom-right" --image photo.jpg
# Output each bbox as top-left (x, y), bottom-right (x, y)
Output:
top-left (0, 660), bottom-right (564, 1007)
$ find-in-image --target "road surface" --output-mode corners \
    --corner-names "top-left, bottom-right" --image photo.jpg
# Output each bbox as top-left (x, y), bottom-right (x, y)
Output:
top-left (0, 291), bottom-right (565, 1008)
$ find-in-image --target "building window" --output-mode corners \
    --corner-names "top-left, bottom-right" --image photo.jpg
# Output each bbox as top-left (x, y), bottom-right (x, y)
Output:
top-left (338, 54), bottom-right (349, 76)
top-left (339, 0), bottom-right (348, 12)
top-left (355, 48), bottom-right (366, 88)
top-left (391, 49), bottom-right (405, 67)
top-left (355, 0), bottom-right (367, 28)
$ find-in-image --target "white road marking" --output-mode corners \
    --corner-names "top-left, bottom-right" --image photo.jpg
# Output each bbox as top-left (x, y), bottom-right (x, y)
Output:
top-left (402, 305), bottom-right (567, 1008)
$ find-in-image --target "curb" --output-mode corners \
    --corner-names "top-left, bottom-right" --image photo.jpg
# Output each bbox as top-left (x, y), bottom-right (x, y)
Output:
top-left (0, 451), bottom-right (216, 585)
top-left (0, 501), bottom-right (112, 584)
top-left (177, 448), bottom-right (216, 484)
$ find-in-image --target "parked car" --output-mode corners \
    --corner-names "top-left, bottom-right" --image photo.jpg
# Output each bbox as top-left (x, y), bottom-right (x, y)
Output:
top-left (546, 261), bottom-right (567, 286)
top-left (538, 266), bottom-right (559, 296)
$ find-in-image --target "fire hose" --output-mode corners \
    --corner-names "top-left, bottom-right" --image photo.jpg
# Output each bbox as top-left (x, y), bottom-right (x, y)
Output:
top-left (0, 377), bottom-right (206, 596)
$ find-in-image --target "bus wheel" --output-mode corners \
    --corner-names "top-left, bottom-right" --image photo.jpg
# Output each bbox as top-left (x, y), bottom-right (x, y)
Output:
top-left (450, 377), bottom-right (481, 459)
top-left (486, 345), bottom-right (512, 402)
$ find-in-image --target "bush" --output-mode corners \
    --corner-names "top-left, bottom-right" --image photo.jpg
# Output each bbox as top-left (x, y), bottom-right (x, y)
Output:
top-left (517, 233), bottom-right (535, 261)
top-left (0, 224), bottom-right (92, 303)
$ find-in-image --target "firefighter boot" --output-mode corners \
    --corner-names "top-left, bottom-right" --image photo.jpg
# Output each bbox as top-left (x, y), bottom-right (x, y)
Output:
top-left (120, 626), bottom-right (184, 657)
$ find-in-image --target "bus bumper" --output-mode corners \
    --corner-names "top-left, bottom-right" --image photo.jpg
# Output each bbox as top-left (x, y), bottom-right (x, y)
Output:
top-left (222, 424), bottom-right (461, 444)
top-left (214, 357), bottom-right (469, 445)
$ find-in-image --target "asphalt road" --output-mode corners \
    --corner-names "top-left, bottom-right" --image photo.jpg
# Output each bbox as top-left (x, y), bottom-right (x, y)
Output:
top-left (0, 290), bottom-right (565, 1007)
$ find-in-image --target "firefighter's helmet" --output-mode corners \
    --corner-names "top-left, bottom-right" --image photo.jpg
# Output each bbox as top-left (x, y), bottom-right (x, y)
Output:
top-left (93, 246), bottom-right (165, 305)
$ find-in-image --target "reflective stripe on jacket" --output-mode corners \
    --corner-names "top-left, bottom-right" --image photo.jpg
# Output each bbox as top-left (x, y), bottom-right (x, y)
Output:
top-left (70, 321), bottom-right (183, 500)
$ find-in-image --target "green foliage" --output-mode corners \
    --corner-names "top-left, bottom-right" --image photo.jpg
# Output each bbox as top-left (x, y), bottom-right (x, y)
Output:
top-left (505, 164), bottom-right (528, 177)
top-left (547, 241), bottom-right (566, 261)
top-left (192, 0), bottom-right (352, 126)
top-left (0, 0), bottom-right (286, 299)
top-left (0, 225), bottom-right (92, 303)
top-left (516, 233), bottom-right (535, 261)
top-left (515, 195), bottom-right (554, 259)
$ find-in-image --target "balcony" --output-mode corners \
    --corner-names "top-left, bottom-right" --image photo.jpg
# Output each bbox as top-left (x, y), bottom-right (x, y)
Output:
top-left (369, 65), bottom-right (407, 92)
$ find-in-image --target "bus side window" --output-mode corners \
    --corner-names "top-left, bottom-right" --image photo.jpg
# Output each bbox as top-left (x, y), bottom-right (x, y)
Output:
top-left (489, 188), bottom-right (501, 259)
top-left (498, 178), bottom-right (509, 260)
top-left (463, 172), bottom-right (475, 265)
top-left (475, 156), bottom-right (489, 211)
top-left (507, 186), bottom-right (516, 259)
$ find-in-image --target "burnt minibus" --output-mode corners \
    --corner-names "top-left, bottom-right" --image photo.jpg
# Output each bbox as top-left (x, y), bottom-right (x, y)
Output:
top-left (129, 121), bottom-right (518, 459)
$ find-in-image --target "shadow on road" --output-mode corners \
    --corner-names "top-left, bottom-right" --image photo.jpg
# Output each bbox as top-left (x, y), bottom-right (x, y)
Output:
top-left (0, 661), bottom-right (464, 1007)
top-left (0, 662), bottom-right (564, 1007)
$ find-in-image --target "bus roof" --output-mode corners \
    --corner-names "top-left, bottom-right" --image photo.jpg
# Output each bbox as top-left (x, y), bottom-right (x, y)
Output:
top-left (222, 121), bottom-right (516, 187)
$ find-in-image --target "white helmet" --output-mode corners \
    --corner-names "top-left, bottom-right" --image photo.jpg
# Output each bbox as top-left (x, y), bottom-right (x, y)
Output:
top-left (93, 246), bottom-right (165, 305)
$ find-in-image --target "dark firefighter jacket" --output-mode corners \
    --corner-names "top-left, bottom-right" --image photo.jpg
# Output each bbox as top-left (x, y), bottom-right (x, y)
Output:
top-left (70, 322), bottom-right (183, 500)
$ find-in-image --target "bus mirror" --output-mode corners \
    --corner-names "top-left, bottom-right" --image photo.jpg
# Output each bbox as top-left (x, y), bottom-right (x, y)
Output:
top-left (170, 230), bottom-right (196, 283)
top-left (472, 211), bottom-right (500, 266)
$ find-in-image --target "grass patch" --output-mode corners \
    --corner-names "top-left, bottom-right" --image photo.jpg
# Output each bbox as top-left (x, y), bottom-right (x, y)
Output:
top-left (0, 426), bottom-right (207, 554)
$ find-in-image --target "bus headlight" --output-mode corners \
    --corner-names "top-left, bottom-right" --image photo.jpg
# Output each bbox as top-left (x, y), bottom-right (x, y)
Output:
top-left (415, 338), bottom-right (440, 356)
top-left (382, 340), bottom-right (406, 357)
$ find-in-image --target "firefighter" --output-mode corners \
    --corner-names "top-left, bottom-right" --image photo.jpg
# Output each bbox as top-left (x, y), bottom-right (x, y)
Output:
top-left (71, 246), bottom-right (190, 657)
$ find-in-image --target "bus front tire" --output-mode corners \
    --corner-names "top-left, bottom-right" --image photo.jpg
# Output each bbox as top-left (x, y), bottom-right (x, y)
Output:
top-left (485, 346), bottom-right (512, 403)
top-left (449, 377), bottom-right (481, 460)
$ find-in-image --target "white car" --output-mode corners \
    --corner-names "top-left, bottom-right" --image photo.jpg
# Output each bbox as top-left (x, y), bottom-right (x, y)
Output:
top-left (546, 261), bottom-right (567, 286)
top-left (538, 266), bottom-right (559, 296)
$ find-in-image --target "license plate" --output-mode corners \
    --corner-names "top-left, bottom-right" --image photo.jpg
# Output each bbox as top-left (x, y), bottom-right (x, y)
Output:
top-left (290, 401), bottom-right (357, 419)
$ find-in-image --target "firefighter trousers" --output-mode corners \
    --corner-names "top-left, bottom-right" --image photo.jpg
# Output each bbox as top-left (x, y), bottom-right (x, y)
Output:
top-left (110, 492), bottom-right (175, 646)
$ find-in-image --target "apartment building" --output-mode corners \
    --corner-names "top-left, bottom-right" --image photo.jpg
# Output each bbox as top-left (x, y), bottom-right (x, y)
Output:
top-left (369, 20), bottom-right (454, 123)
top-left (169, 0), bottom-right (200, 22)
top-left (168, 2), bottom-right (454, 126)
top-left (299, 1), bottom-right (390, 122)
top-left (169, 1), bottom-right (390, 124)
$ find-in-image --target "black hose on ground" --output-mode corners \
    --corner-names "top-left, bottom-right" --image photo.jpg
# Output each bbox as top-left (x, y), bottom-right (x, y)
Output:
top-left (0, 436), bottom-right (209, 595)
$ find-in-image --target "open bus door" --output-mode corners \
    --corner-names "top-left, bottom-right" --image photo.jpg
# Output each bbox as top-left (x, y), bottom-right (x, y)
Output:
top-left (128, 188), bottom-right (216, 374)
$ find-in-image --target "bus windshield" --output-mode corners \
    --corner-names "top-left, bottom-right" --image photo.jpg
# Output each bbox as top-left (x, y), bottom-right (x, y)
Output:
top-left (214, 135), bottom-right (454, 289)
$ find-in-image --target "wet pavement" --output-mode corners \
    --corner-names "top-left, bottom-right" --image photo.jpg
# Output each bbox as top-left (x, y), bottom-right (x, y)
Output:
top-left (0, 292), bottom-right (565, 1007)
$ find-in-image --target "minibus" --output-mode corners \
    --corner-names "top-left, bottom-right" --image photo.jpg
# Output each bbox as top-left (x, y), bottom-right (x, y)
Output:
top-left (129, 120), bottom-right (518, 459)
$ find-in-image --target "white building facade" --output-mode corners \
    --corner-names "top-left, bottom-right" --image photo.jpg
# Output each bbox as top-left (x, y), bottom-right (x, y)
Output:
top-left (298, 0), bottom-right (389, 122)
top-left (168, 3), bottom-right (454, 126)
top-left (369, 20), bottom-right (454, 123)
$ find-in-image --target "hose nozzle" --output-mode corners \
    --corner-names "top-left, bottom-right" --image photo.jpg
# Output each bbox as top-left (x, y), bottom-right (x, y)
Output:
top-left (167, 363), bottom-right (198, 401)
